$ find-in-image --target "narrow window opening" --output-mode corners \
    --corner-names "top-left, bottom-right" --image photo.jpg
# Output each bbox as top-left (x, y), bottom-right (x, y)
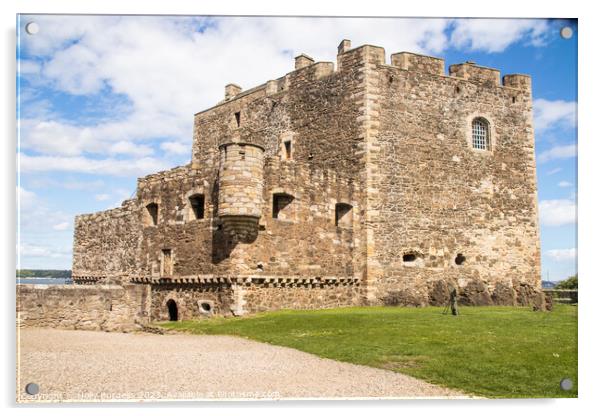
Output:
top-left (166, 299), bottom-right (178, 321)
top-left (335, 203), bottom-right (353, 228)
top-left (403, 253), bottom-right (417, 262)
top-left (145, 203), bottom-right (158, 226)
top-left (161, 249), bottom-right (173, 277)
top-left (512, 96), bottom-right (516, 103)
top-left (455, 85), bottom-right (461, 94)
top-left (455, 253), bottom-right (466, 265)
top-left (284, 140), bottom-right (292, 159)
top-left (234, 112), bottom-right (241, 127)
top-left (189, 194), bottom-right (205, 219)
top-left (272, 193), bottom-right (294, 220)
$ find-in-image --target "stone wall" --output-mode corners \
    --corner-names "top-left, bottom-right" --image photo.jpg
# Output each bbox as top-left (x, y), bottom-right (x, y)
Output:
top-left (150, 284), bottom-right (234, 320)
top-left (366, 57), bottom-right (540, 306)
top-left (72, 199), bottom-right (140, 284)
top-left (150, 279), bottom-right (361, 319)
top-left (132, 162), bottom-right (360, 280)
top-left (17, 284), bottom-right (151, 331)
top-left (136, 165), bottom-right (222, 279)
top-left (241, 281), bottom-right (361, 313)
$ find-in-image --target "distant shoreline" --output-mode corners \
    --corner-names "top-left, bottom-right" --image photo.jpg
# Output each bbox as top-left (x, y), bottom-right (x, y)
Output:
top-left (16, 276), bottom-right (69, 280)
top-left (16, 269), bottom-right (72, 279)
top-left (17, 277), bottom-right (73, 285)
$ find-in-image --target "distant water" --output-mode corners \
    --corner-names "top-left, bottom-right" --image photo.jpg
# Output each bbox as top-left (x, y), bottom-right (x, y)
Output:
top-left (17, 277), bottom-right (72, 285)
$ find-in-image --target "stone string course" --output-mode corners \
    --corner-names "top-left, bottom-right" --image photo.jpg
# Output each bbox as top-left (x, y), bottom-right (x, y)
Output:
top-left (49, 39), bottom-right (546, 327)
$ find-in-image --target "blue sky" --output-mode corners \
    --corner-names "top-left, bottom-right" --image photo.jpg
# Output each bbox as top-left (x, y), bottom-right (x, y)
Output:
top-left (16, 16), bottom-right (577, 281)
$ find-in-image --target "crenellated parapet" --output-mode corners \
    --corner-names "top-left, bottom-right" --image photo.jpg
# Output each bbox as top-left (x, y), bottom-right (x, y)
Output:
top-left (449, 62), bottom-right (500, 86)
top-left (391, 51), bottom-right (445, 75)
top-left (502, 74), bottom-right (532, 91)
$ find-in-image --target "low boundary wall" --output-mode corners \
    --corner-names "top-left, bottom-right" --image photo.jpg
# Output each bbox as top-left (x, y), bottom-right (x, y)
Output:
top-left (17, 284), bottom-right (151, 332)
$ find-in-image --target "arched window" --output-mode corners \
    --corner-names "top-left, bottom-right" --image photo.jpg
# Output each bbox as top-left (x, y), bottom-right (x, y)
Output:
top-left (472, 118), bottom-right (491, 150)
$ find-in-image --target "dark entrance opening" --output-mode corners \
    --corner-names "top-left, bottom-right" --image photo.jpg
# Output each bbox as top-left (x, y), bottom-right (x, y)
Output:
top-left (403, 253), bottom-right (417, 262)
top-left (167, 299), bottom-right (178, 321)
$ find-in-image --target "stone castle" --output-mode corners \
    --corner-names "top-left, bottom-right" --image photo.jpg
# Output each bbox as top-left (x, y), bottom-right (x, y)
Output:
top-left (70, 40), bottom-right (542, 322)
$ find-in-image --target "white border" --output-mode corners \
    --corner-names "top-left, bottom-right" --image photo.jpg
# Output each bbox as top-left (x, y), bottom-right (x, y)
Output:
top-left (3, 1), bottom-right (599, 415)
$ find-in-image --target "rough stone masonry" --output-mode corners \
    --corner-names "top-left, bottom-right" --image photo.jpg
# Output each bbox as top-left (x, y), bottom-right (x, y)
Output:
top-left (60, 40), bottom-right (543, 324)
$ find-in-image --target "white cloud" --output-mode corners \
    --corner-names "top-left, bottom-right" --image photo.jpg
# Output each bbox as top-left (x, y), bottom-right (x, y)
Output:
top-left (16, 187), bottom-right (76, 268)
top-left (533, 98), bottom-right (577, 132)
top-left (160, 141), bottom-right (190, 155)
top-left (13, 16), bottom-right (450, 177)
top-left (19, 117), bottom-right (173, 157)
top-left (95, 193), bottom-right (110, 201)
top-left (17, 242), bottom-right (71, 259)
top-left (558, 181), bottom-right (572, 188)
top-left (18, 185), bottom-right (72, 233)
top-left (19, 153), bottom-right (170, 177)
top-left (545, 248), bottom-right (577, 262)
top-left (450, 19), bottom-right (550, 53)
top-left (19, 16), bottom-right (556, 167)
top-left (538, 144), bottom-right (577, 163)
top-left (539, 199), bottom-right (576, 226)
top-left (19, 59), bottom-right (41, 76)
top-left (109, 141), bottom-right (154, 157)
top-left (547, 167), bottom-right (562, 175)
top-left (17, 186), bottom-right (36, 210)
top-left (52, 222), bottom-right (70, 231)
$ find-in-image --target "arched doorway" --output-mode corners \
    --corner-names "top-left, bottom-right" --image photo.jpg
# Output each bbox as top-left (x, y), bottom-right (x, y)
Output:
top-left (166, 299), bottom-right (178, 321)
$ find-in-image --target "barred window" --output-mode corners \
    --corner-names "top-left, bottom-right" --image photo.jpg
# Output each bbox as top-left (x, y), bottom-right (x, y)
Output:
top-left (472, 118), bottom-right (490, 150)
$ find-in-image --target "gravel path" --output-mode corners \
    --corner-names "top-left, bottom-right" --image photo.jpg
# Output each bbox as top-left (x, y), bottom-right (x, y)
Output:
top-left (17, 328), bottom-right (472, 402)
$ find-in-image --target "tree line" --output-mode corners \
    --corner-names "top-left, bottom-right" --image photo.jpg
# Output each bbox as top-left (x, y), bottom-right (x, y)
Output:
top-left (555, 274), bottom-right (577, 290)
top-left (16, 270), bottom-right (72, 279)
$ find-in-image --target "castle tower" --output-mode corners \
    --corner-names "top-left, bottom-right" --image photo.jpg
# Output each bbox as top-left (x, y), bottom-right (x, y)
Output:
top-left (71, 39), bottom-right (543, 318)
top-left (217, 142), bottom-right (265, 241)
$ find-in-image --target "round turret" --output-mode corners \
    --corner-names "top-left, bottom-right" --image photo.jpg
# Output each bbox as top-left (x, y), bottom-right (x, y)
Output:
top-left (217, 142), bottom-right (265, 241)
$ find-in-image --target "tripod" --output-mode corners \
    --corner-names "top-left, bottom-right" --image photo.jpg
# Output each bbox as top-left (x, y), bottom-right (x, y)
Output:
top-left (442, 287), bottom-right (459, 316)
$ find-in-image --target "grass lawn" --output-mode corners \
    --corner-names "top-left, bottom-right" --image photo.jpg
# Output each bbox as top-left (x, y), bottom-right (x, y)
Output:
top-left (160, 304), bottom-right (577, 398)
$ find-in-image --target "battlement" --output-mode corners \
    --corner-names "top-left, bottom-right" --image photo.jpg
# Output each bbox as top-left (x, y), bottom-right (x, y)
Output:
top-left (214, 40), bottom-right (528, 110)
top-left (502, 74), bottom-right (532, 91)
top-left (391, 52), bottom-right (445, 76)
top-left (449, 62), bottom-right (500, 87)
